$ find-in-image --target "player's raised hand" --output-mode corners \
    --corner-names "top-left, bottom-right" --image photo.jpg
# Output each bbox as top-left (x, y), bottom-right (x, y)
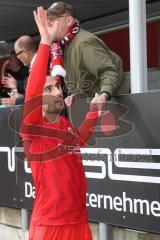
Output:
top-left (33, 6), bottom-right (53, 45)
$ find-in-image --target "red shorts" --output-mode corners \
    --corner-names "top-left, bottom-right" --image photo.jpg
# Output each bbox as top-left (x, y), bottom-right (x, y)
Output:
top-left (29, 223), bottom-right (93, 240)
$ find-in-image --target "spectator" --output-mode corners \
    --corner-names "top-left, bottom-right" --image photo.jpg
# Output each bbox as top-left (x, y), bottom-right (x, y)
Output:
top-left (14, 35), bottom-right (38, 69)
top-left (0, 58), bottom-right (10, 98)
top-left (15, 35), bottom-right (68, 98)
top-left (2, 53), bottom-right (28, 93)
top-left (1, 35), bottom-right (38, 107)
top-left (1, 53), bottom-right (29, 106)
top-left (46, 2), bottom-right (130, 106)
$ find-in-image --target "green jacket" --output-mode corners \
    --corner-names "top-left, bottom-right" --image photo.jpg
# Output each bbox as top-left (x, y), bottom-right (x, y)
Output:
top-left (64, 28), bottom-right (130, 98)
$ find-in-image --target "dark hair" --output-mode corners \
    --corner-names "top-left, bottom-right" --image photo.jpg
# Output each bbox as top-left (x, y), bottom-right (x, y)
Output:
top-left (47, 2), bottom-right (77, 19)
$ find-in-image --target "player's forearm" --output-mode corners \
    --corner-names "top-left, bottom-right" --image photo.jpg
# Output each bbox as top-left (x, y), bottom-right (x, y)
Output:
top-left (77, 111), bottom-right (99, 144)
top-left (23, 43), bottom-right (51, 125)
top-left (25, 43), bottom-right (51, 101)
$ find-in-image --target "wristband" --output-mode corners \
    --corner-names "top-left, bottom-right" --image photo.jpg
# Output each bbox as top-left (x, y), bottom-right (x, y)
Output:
top-left (100, 91), bottom-right (111, 101)
top-left (86, 111), bottom-right (99, 120)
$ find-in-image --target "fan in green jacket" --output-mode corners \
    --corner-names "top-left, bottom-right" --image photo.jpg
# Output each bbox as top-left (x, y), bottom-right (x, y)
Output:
top-left (46, 2), bottom-right (130, 106)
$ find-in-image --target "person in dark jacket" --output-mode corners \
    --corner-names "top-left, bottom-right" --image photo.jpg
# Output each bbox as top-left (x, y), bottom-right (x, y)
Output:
top-left (1, 53), bottom-right (29, 106)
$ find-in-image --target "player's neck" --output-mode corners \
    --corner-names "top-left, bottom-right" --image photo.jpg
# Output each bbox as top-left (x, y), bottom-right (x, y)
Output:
top-left (44, 113), bottom-right (60, 123)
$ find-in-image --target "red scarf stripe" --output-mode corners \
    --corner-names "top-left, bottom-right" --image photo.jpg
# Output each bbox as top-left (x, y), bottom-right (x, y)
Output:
top-left (50, 22), bottom-right (80, 83)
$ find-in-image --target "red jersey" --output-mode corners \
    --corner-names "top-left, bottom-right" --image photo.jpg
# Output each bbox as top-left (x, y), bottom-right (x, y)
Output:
top-left (20, 44), bottom-right (98, 226)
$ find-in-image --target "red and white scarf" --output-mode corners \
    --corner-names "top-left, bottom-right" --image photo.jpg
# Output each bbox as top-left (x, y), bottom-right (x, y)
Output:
top-left (50, 22), bottom-right (80, 82)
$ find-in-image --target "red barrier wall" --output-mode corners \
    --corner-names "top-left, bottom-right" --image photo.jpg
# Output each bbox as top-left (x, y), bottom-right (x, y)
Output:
top-left (98, 19), bottom-right (160, 71)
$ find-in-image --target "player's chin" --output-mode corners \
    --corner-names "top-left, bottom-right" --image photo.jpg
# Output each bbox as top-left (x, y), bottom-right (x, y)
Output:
top-left (46, 102), bottom-right (64, 114)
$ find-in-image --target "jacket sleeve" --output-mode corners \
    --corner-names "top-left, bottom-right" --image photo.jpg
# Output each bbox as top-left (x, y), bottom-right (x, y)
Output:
top-left (79, 37), bottom-right (123, 95)
top-left (20, 43), bottom-right (50, 138)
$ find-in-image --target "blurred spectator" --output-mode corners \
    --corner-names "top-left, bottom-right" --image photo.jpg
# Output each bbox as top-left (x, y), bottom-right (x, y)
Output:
top-left (2, 53), bottom-right (28, 93)
top-left (15, 35), bottom-right (68, 98)
top-left (1, 35), bottom-right (38, 107)
top-left (14, 35), bottom-right (38, 69)
top-left (1, 53), bottom-right (29, 106)
top-left (0, 58), bottom-right (10, 98)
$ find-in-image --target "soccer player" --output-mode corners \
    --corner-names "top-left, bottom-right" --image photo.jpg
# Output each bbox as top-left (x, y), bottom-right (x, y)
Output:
top-left (20, 7), bottom-right (105, 240)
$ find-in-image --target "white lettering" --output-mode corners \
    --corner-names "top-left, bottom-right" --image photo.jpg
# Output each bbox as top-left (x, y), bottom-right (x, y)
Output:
top-left (86, 193), bottom-right (89, 207)
top-left (24, 160), bottom-right (31, 174)
top-left (123, 192), bottom-right (133, 213)
top-left (134, 199), bottom-right (150, 215)
top-left (150, 201), bottom-right (160, 217)
top-left (0, 147), bottom-right (15, 172)
top-left (104, 195), bottom-right (113, 210)
top-left (25, 182), bottom-right (35, 198)
top-left (89, 193), bottom-right (97, 208)
top-left (113, 197), bottom-right (122, 211)
top-left (97, 194), bottom-right (104, 208)
top-left (87, 192), bottom-right (160, 217)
